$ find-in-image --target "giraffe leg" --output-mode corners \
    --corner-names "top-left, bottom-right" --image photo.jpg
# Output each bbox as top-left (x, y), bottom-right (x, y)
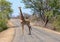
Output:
top-left (27, 23), bottom-right (31, 35)
top-left (22, 24), bottom-right (24, 35)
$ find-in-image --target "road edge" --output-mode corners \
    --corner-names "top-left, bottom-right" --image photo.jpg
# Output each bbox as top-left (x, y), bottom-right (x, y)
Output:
top-left (32, 26), bottom-right (60, 35)
top-left (30, 23), bottom-right (60, 35)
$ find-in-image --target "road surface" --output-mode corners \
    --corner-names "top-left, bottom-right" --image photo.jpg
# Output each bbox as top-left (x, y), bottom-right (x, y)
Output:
top-left (10, 19), bottom-right (60, 42)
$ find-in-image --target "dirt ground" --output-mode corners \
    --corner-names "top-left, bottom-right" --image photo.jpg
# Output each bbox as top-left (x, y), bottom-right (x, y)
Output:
top-left (0, 20), bottom-right (15, 42)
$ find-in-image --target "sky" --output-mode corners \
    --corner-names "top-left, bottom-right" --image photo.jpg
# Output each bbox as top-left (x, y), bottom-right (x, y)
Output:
top-left (7, 0), bottom-right (32, 17)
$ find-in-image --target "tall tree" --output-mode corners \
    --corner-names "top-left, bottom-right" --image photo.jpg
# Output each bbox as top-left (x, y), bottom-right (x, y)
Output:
top-left (22, 0), bottom-right (51, 26)
top-left (0, 0), bottom-right (13, 20)
top-left (22, 0), bottom-right (60, 27)
top-left (0, 0), bottom-right (13, 31)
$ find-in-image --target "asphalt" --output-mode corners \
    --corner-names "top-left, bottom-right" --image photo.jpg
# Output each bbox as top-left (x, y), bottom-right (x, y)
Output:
top-left (10, 19), bottom-right (60, 42)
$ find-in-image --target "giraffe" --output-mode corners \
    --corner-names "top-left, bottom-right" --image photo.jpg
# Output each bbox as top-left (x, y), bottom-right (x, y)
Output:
top-left (18, 7), bottom-right (32, 35)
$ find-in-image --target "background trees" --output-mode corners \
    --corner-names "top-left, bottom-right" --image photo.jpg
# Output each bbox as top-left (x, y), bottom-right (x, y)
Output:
top-left (0, 0), bottom-right (13, 32)
top-left (22, 0), bottom-right (60, 31)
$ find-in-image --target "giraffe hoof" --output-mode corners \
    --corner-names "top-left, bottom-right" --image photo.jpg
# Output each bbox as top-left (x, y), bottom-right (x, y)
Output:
top-left (28, 33), bottom-right (31, 35)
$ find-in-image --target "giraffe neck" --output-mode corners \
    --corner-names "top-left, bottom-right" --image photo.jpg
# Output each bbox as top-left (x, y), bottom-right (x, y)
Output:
top-left (19, 7), bottom-right (25, 22)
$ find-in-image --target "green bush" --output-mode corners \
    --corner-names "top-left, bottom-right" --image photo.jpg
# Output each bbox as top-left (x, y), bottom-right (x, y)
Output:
top-left (0, 0), bottom-right (13, 32)
top-left (53, 15), bottom-right (60, 31)
top-left (0, 19), bottom-right (8, 32)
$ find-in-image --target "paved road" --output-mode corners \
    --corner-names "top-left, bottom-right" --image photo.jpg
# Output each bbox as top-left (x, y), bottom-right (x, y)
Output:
top-left (10, 19), bottom-right (60, 42)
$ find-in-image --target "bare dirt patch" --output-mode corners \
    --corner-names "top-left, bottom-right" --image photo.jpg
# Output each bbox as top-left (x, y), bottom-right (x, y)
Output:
top-left (0, 28), bottom-right (15, 42)
top-left (0, 20), bottom-right (15, 42)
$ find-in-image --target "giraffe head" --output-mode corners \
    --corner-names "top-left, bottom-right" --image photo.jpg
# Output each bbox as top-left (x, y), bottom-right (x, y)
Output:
top-left (18, 7), bottom-right (21, 9)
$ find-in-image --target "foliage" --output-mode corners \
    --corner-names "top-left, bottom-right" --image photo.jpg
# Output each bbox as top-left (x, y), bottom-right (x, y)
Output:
top-left (22, 0), bottom-right (60, 31)
top-left (0, 0), bottom-right (13, 19)
top-left (0, 0), bottom-right (13, 32)
top-left (52, 15), bottom-right (60, 31)
top-left (0, 19), bottom-right (7, 32)
top-left (45, 10), bottom-right (53, 20)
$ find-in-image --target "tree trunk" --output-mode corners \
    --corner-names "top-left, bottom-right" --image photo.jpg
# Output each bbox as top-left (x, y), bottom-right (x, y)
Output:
top-left (44, 16), bottom-right (49, 27)
top-left (39, 10), bottom-right (45, 22)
